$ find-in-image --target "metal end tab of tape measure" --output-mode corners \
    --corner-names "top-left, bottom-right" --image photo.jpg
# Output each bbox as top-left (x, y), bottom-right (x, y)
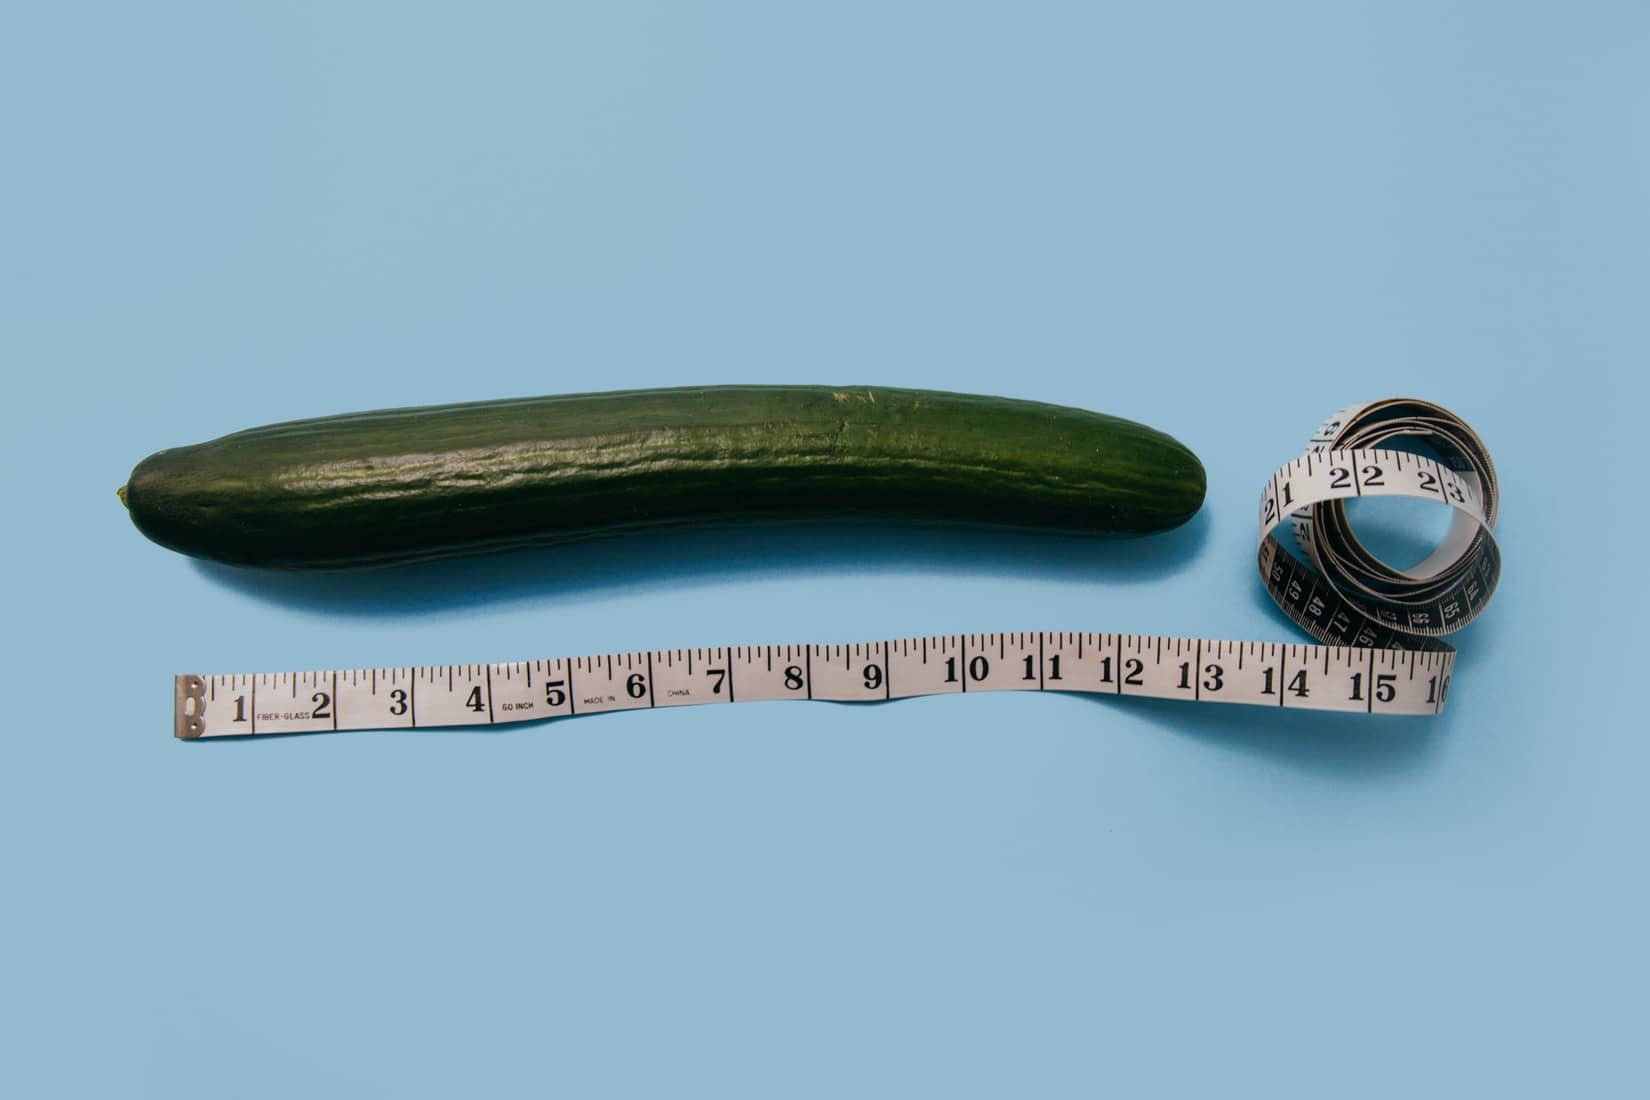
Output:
top-left (172, 398), bottom-right (1498, 739)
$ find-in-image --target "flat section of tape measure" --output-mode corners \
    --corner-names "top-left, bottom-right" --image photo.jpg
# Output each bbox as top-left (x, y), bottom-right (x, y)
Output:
top-left (171, 398), bottom-right (1498, 739)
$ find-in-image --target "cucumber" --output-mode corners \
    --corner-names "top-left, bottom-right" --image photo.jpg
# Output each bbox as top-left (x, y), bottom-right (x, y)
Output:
top-left (119, 385), bottom-right (1205, 571)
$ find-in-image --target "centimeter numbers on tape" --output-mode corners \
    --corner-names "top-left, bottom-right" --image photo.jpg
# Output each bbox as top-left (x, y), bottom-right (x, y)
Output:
top-left (175, 634), bottom-right (1453, 738)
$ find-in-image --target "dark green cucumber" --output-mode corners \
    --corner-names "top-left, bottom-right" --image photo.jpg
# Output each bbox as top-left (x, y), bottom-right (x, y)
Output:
top-left (119, 385), bottom-right (1205, 571)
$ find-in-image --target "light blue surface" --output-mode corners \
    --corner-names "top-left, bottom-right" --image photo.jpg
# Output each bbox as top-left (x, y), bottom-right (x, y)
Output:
top-left (4, 2), bottom-right (1644, 1095)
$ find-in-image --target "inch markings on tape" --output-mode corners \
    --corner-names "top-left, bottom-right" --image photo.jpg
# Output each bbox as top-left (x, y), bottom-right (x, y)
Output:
top-left (172, 398), bottom-right (1498, 739)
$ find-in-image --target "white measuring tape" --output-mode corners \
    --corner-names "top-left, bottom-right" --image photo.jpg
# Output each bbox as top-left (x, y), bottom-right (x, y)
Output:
top-left (173, 398), bottom-right (1498, 738)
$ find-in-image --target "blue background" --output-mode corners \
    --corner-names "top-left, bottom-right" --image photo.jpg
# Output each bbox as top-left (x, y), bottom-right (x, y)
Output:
top-left (4, 2), bottom-right (1644, 1095)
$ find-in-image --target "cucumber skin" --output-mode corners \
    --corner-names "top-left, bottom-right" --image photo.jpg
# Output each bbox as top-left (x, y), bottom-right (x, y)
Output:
top-left (122, 385), bottom-right (1206, 571)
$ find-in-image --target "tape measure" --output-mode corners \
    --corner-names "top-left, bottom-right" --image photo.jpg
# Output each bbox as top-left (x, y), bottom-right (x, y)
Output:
top-left (172, 398), bottom-right (1498, 739)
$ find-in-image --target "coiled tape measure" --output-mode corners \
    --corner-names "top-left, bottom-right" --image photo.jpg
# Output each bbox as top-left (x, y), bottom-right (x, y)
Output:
top-left (172, 398), bottom-right (1498, 738)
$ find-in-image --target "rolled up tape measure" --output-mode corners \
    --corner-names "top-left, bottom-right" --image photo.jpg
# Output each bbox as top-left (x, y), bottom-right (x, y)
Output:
top-left (172, 398), bottom-right (1498, 739)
